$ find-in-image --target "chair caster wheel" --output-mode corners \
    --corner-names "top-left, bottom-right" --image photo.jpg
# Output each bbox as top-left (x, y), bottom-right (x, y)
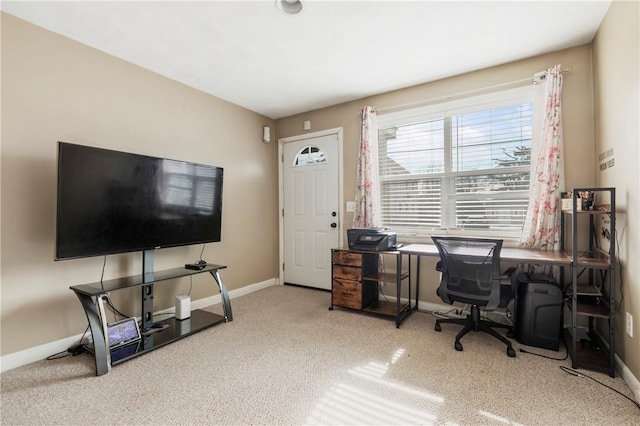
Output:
top-left (435, 323), bottom-right (441, 332)
top-left (455, 341), bottom-right (463, 351)
top-left (507, 347), bottom-right (516, 357)
top-left (328, 306), bottom-right (334, 310)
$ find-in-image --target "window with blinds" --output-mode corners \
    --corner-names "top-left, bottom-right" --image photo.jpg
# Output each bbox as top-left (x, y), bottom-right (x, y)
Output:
top-left (377, 86), bottom-right (533, 238)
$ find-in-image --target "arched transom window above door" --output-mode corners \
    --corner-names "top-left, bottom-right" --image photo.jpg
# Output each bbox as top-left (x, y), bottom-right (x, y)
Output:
top-left (293, 145), bottom-right (327, 166)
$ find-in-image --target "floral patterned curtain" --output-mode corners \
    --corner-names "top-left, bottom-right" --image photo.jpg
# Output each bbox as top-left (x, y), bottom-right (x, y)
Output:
top-left (519, 64), bottom-right (565, 277)
top-left (353, 106), bottom-right (381, 228)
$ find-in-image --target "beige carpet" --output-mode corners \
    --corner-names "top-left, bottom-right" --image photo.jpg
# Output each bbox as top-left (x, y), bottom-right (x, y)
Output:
top-left (1, 284), bottom-right (638, 425)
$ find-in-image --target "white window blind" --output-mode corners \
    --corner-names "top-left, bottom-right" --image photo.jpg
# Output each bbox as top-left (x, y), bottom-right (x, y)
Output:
top-left (377, 87), bottom-right (533, 238)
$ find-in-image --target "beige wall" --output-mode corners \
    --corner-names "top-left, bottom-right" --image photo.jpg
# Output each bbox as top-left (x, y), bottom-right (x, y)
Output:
top-left (3, 5), bottom-right (637, 383)
top-left (592, 0), bottom-right (640, 380)
top-left (0, 13), bottom-right (279, 356)
top-left (276, 45), bottom-right (596, 308)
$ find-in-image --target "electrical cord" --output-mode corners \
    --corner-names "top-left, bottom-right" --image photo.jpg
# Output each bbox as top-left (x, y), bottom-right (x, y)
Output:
top-left (50, 257), bottom-right (114, 360)
top-left (46, 350), bottom-right (72, 360)
top-left (104, 294), bottom-right (131, 320)
top-left (483, 311), bottom-right (514, 327)
top-left (46, 325), bottom-right (90, 360)
top-left (520, 330), bottom-right (638, 410)
top-left (188, 276), bottom-right (194, 297)
top-left (378, 283), bottom-right (390, 302)
top-left (560, 366), bottom-right (640, 410)
top-left (519, 341), bottom-right (568, 361)
top-left (519, 301), bottom-right (569, 361)
top-left (431, 306), bottom-right (468, 319)
top-left (99, 255), bottom-right (107, 290)
top-left (97, 256), bottom-right (129, 320)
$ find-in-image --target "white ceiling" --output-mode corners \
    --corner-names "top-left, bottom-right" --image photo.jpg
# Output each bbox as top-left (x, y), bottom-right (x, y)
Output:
top-left (1, 1), bottom-right (612, 119)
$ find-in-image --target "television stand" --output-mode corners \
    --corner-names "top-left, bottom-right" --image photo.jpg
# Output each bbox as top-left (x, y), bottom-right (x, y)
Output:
top-left (70, 253), bottom-right (232, 376)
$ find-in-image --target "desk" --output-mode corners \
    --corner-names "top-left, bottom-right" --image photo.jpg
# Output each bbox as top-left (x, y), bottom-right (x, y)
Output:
top-left (399, 243), bottom-right (571, 266)
top-left (398, 243), bottom-right (571, 313)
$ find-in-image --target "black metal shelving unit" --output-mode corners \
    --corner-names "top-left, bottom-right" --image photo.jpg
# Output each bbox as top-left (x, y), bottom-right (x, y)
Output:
top-left (561, 187), bottom-right (616, 377)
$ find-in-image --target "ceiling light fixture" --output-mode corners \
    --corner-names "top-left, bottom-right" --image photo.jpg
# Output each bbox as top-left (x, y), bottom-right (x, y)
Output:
top-left (276, 0), bottom-right (303, 15)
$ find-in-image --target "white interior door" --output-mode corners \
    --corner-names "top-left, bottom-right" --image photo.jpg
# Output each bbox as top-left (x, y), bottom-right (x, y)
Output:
top-left (283, 134), bottom-right (340, 289)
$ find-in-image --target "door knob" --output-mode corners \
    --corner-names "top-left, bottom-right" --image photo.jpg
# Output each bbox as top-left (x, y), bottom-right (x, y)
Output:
top-left (330, 223), bottom-right (337, 228)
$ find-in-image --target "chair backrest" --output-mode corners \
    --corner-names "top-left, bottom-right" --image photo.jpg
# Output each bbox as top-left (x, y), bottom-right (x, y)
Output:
top-left (432, 236), bottom-right (503, 310)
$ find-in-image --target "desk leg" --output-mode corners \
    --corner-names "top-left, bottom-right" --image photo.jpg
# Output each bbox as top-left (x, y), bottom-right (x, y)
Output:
top-left (396, 252), bottom-right (402, 328)
top-left (73, 292), bottom-right (110, 376)
top-left (394, 252), bottom-right (421, 328)
top-left (209, 269), bottom-right (233, 322)
top-left (414, 255), bottom-right (420, 308)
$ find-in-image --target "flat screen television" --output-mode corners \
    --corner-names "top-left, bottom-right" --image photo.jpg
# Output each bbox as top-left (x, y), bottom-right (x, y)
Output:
top-left (55, 142), bottom-right (223, 260)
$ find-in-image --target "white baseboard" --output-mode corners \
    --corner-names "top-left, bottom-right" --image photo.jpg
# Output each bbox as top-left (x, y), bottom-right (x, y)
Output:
top-left (616, 353), bottom-right (640, 404)
top-left (0, 278), bottom-right (278, 373)
top-left (418, 300), bottom-right (454, 313)
top-left (0, 334), bottom-right (88, 373)
top-left (193, 277), bottom-right (277, 310)
top-left (4, 278), bottom-right (638, 406)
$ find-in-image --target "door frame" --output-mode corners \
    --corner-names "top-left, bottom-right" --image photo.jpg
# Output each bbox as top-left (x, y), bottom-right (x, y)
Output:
top-left (278, 127), bottom-right (344, 286)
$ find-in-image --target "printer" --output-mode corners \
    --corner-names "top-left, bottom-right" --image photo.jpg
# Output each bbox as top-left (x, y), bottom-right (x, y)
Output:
top-left (347, 228), bottom-right (397, 252)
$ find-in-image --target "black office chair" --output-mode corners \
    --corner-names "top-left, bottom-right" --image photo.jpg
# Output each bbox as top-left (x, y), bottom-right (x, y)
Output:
top-left (431, 236), bottom-right (516, 357)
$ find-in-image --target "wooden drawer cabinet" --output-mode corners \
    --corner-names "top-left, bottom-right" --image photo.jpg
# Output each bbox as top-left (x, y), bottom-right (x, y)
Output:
top-left (331, 278), bottom-right (361, 309)
top-left (332, 250), bottom-right (362, 267)
top-left (329, 247), bottom-right (417, 328)
top-left (330, 248), bottom-right (376, 311)
top-left (332, 265), bottom-right (361, 281)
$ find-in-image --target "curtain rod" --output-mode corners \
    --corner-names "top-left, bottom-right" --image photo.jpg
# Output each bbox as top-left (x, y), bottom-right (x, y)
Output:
top-left (376, 67), bottom-right (572, 114)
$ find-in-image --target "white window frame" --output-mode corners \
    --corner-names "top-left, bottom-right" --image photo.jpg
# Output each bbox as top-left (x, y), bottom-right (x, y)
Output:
top-left (377, 86), bottom-right (534, 243)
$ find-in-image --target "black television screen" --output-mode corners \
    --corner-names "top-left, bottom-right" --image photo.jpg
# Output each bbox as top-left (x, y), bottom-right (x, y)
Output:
top-left (55, 142), bottom-right (223, 260)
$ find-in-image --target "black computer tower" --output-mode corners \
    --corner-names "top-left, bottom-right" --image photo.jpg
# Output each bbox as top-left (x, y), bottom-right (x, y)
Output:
top-left (514, 279), bottom-right (563, 351)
